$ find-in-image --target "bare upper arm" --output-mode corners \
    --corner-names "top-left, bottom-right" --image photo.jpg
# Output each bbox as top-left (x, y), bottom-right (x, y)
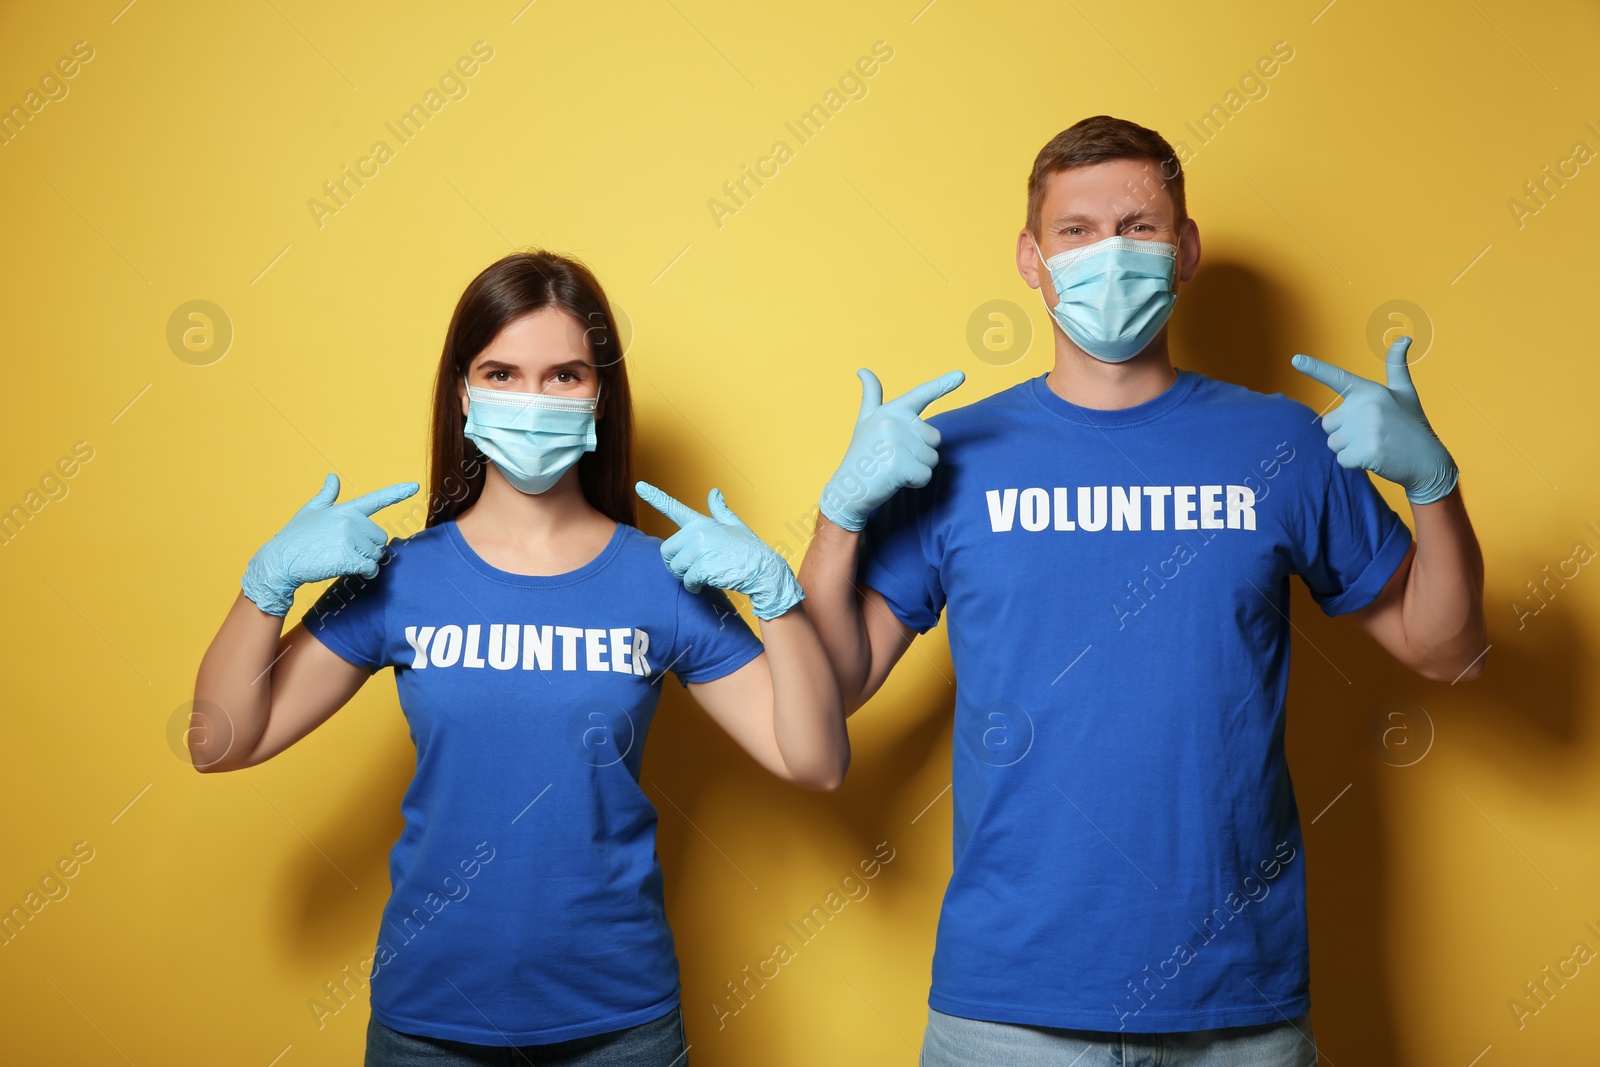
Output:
top-left (1348, 539), bottom-right (1416, 662)
top-left (854, 586), bottom-right (918, 713)
top-left (685, 653), bottom-right (790, 778)
top-left (233, 623), bottom-right (375, 768)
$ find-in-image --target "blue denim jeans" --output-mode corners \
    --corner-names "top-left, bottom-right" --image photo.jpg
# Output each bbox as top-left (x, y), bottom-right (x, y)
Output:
top-left (363, 1006), bottom-right (688, 1067)
top-left (920, 1006), bottom-right (1317, 1066)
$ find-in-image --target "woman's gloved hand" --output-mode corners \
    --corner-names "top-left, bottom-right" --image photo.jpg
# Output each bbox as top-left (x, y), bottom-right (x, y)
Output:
top-left (240, 473), bottom-right (420, 616)
top-left (818, 368), bottom-right (966, 532)
top-left (1292, 336), bottom-right (1459, 505)
top-left (635, 481), bottom-right (805, 621)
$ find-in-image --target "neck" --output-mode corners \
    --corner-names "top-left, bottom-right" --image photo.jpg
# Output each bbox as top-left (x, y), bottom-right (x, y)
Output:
top-left (1044, 332), bottom-right (1178, 410)
top-left (458, 466), bottom-right (606, 543)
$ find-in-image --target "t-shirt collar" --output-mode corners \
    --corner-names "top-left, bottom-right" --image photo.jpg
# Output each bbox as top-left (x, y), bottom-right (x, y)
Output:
top-left (1028, 368), bottom-right (1200, 429)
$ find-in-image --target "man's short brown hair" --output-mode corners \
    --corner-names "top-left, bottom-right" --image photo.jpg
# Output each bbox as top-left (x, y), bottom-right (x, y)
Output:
top-left (1026, 115), bottom-right (1187, 237)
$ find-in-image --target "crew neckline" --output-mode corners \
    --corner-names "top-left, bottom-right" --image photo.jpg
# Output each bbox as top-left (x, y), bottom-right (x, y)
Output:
top-left (444, 518), bottom-right (628, 588)
top-left (1028, 367), bottom-right (1200, 429)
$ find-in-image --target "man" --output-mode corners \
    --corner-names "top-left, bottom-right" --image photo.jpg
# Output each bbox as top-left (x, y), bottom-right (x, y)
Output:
top-left (798, 115), bottom-right (1485, 1065)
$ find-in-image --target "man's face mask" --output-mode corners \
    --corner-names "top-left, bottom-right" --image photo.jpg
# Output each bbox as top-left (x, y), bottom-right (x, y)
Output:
top-left (462, 382), bottom-right (600, 495)
top-left (1030, 231), bottom-right (1180, 363)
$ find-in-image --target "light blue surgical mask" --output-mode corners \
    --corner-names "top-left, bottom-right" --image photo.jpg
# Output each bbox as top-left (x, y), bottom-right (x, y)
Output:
top-left (463, 383), bottom-right (600, 495)
top-left (1030, 233), bottom-right (1180, 363)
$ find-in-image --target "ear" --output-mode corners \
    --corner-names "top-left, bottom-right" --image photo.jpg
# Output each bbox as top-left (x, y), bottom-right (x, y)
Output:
top-left (1016, 229), bottom-right (1043, 290)
top-left (457, 375), bottom-right (469, 418)
top-left (1017, 229), bottom-right (1058, 307)
top-left (1176, 218), bottom-right (1201, 285)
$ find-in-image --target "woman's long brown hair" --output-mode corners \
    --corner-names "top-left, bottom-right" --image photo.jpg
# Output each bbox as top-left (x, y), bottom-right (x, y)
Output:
top-left (423, 250), bottom-right (635, 529)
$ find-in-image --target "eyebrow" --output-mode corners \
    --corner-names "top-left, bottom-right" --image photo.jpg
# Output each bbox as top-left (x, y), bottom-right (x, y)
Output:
top-left (1050, 209), bottom-right (1162, 226)
top-left (475, 357), bottom-right (592, 374)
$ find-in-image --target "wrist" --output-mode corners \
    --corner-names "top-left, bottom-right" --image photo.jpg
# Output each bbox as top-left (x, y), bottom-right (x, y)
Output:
top-left (818, 486), bottom-right (866, 533)
top-left (240, 554), bottom-right (294, 617)
top-left (749, 558), bottom-right (806, 621)
top-left (240, 577), bottom-right (292, 617)
top-left (1406, 459), bottom-right (1459, 506)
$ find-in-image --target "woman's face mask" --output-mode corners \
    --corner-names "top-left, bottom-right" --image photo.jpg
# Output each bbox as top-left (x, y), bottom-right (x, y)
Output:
top-left (462, 382), bottom-right (600, 495)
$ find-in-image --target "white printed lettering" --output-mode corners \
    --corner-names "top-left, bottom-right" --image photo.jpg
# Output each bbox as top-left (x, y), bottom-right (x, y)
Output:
top-left (985, 488), bottom-right (1017, 532)
top-left (554, 626), bottom-right (582, 670)
top-left (1200, 485), bottom-right (1224, 530)
top-left (488, 624), bottom-right (518, 670)
top-left (523, 625), bottom-right (552, 671)
top-left (1173, 486), bottom-right (1197, 530)
top-left (633, 628), bottom-right (652, 676)
top-left (980, 483), bottom-right (1262, 536)
top-left (1144, 486), bottom-right (1170, 530)
top-left (1019, 488), bottom-right (1049, 531)
top-left (1226, 485), bottom-right (1257, 529)
top-left (1053, 487), bottom-right (1075, 530)
top-left (609, 628), bottom-right (633, 673)
top-left (585, 629), bottom-right (608, 672)
top-left (1112, 486), bottom-right (1141, 531)
top-left (405, 626), bottom-right (435, 669)
top-left (1077, 486), bottom-right (1107, 532)
top-left (431, 625), bottom-right (463, 667)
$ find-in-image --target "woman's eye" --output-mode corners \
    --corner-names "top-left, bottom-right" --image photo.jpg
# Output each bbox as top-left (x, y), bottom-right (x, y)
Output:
top-left (488, 370), bottom-right (510, 382)
top-left (555, 370), bottom-right (578, 384)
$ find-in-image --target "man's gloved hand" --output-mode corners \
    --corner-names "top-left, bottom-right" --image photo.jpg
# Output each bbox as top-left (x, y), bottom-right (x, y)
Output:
top-left (819, 368), bottom-right (966, 532)
top-left (241, 473), bottom-right (420, 616)
top-left (1291, 336), bottom-right (1458, 505)
top-left (636, 481), bottom-right (805, 621)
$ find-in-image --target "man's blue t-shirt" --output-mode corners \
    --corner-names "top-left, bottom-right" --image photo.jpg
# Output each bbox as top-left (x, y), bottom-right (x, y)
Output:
top-left (858, 369), bottom-right (1412, 1033)
top-left (302, 518), bottom-right (763, 1045)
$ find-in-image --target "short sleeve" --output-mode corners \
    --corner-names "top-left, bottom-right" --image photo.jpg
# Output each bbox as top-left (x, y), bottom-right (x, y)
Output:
top-left (1291, 452), bottom-right (1414, 617)
top-left (302, 570), bottom-right (389, 671)
top-left (668, 584), bottom-right (764, 687)
top-left (858, 476), bottom-right (946, 635)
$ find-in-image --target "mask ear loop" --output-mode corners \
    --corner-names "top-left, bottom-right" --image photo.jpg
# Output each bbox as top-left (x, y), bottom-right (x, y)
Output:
top-left (1167, 226), bottom-right (1183, 294)
top-left (1029, 230), bottom-right (1049, 272)
top-left (1028, 230), bottom-right (1056, 314)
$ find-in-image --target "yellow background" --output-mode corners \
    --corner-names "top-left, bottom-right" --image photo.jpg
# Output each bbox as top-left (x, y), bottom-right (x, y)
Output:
top-left (2, 1), bottom-right (1597, 1063)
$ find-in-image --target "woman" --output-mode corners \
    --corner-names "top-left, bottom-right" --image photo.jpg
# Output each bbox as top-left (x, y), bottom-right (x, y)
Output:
top-left (191, 251), bottom-right (848, 1066)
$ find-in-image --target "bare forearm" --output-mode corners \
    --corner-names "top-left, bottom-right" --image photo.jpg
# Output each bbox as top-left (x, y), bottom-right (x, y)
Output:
top-left (1403, 487), bottom-right (1488, 680)
top-left (191, 593), bottom-right (284, 771)
top-left (796, 515), bottom-right (873, 708)
top-left (757, 604), bottom-right (849, 790)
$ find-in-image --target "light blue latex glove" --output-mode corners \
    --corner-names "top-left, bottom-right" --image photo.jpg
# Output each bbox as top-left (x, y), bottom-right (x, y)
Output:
top-left (1291, 336), bottom-right (1458, 505)
top-left (241, 473), bottom-right (420, 616)
top-left (819, 368), bottom-right (966, 531)
top-left (635, 481), bottom-right (805, 621)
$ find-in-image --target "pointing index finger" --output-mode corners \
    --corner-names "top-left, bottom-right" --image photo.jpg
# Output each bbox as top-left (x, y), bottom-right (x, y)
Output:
top-left (346, 481), bottom-right (421, 516)
top-left (635, 480), bottom-right (703, 529)
top-left (1290, 354), bottom-right (1365, 398)
top-left (887, 370), bottom-right (966, 417)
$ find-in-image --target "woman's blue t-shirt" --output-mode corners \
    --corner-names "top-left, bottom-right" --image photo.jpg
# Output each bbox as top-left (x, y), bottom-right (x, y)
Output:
top-left (858, 370), bottom-right (1413, 1033)
top-left (302, 518), bottom-right (763, 1045)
